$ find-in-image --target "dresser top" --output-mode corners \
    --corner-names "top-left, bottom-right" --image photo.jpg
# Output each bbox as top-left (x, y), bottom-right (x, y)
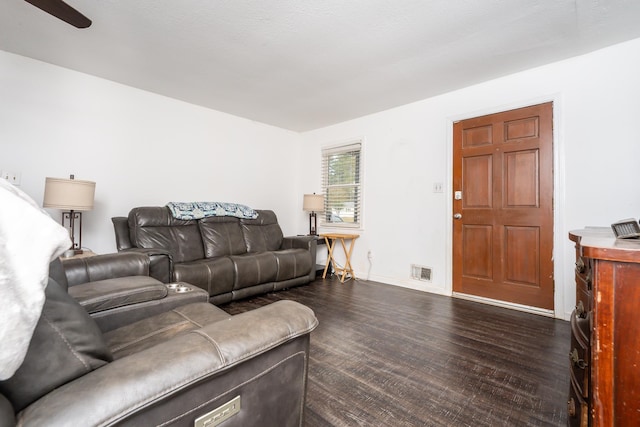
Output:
top-left (569, 227), bottom-right (640, 263)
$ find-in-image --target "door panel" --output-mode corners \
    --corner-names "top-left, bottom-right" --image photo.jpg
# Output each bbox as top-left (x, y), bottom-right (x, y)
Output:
top-left (504, 116), bottom-right (539, 140)
top-left (505, 149), bottom-right (539, 207)
top-left (463, 124), bottom-right (493, 147)
top-left (453, 102), bottom-right (554, 310)
top-left (462, 225), bottom-right (493, 280)
top-left (504, 225), bottom-right (539, 286)
top-left (463, 155), bottom-right (492, 208)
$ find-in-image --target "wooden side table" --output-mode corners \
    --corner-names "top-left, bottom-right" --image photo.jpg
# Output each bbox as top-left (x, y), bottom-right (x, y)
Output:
top-left (320, 233), bottom-right (359, 283)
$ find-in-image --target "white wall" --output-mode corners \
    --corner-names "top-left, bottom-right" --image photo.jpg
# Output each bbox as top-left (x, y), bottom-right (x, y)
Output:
top-left (0, 50), bottom-right (304, 254)
top-left (301, 38), bottom-right (640, 319)
top-left (3, 38), bottom-right (640, 319)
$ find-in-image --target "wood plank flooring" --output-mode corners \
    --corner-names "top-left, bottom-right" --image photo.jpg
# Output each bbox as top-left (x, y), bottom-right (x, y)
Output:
top-left (221, 277), bottom-right (570, 426)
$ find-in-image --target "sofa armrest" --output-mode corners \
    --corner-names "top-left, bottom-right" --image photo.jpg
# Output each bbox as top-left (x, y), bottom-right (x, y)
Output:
top-left (87, 282), bottom-right (209, 333)
top-left (282, 236), bottom-right (317, 281)
top-left (17, 301), bottom-right (318, 427)
top-left (119, 248), bottom-right (173, 283)
top-left (67, 277), bottom-right (168, 315)
top-left (281, 235), bottom-right (315, 251)
top-left (62, 252), bottom-right (150, 287)
top-left (111, 216), bottom-right (132, 250)
top-left (112, 216), bottom-right (173, 282)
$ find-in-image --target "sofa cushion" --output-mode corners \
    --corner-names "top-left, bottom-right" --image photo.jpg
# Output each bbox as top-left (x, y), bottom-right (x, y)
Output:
top-left (199, 216), bottom-right (247, 257)
top-left (103, 303), bottom-right (232, 359)
top-left (128, 207), bottom-right (204, 263)
top-left (230, 252), bottom-right (278, 290)
top-left (240, 210), bottom-right (284, 252)
top-left (0, 279), bottom-right (112, 412)
top-left (173, 257), bottom-right (235, 297)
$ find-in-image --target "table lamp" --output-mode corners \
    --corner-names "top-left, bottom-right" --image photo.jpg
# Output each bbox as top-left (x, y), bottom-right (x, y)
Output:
top-left (43, 174), bottom-right (95, 255)
top-left (303, 193), bottom-right (324, 235)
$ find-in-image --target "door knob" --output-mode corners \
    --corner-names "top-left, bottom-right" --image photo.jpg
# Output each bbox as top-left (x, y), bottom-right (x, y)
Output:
top-left (453, 213), bottom-right (462, 219)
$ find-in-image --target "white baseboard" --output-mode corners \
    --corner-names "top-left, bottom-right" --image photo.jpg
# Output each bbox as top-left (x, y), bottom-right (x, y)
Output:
top-left (357, 272), bottom-right (448, 296)
top-left (452, 292), bottom-right (556, 318)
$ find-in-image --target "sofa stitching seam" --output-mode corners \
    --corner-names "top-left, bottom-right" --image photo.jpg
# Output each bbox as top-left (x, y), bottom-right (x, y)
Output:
top-left (109, 320), bottom-right (191, 352)
top-left (41, 312), bottom-right (92, 371)
top-left (191, 329), bottom-right (225, 362)
top-left (172, 308), bottom-right (206, 329)
top-left (198, 319), bottom-right (318, 365)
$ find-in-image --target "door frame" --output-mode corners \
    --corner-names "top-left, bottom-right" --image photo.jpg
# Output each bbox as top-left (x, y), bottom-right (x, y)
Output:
top-left (444, 94), bottom-right (567, 319)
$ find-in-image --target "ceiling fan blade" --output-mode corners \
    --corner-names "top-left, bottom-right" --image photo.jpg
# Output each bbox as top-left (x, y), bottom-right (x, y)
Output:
top-left (24, 0), bottom-right (91, 28)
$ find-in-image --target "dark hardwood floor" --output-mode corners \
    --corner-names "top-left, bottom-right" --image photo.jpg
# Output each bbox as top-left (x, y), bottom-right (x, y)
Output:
top-left (221, 277), bottom-right (570, 426)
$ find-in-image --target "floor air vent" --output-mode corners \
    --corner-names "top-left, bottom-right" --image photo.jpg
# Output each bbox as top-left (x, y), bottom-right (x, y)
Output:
top-left (411, 265), bottom-right (432, 282)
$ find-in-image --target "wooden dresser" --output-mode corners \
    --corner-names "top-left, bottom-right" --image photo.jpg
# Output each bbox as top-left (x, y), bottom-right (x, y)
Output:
top-left (568, 228), bottom-right (640, 426)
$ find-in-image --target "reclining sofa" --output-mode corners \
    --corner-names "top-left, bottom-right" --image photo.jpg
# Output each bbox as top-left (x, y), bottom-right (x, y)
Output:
top-left (0, 254), bottom-right (318, 426)
top-left (112, 206), bottom-right (317, 304)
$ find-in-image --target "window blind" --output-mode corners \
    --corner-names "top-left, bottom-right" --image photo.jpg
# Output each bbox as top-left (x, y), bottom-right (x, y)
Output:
top-left (321, 141), bottom-right (362, 227)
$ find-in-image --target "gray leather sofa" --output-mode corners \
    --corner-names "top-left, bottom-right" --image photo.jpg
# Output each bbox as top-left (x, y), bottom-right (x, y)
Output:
top-left (113, 207), bottom-right (317, 304)
top-left (0, 256), bottom-right (318, 426)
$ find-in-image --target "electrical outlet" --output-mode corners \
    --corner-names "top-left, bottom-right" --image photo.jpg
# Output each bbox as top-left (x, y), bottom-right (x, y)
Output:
top-left (1, 170), bottom-right (21, 186)
top-left (367, 250), bottom-right (373, 260)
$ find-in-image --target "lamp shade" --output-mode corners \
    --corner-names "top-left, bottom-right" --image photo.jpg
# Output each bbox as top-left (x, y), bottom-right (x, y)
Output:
top-left (303, 194), bottom-right (324, 212)
top-left (43, 177), bottom-right (95, 211)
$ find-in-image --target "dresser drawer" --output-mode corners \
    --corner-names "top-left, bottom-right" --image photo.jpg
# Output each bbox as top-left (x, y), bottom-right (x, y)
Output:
top-left (576, 255), bottom-right (592, 283)
top-left (575, 256), bottom-right (592, 284)
top-left (576, 274), bottom-right (593, 317)
top-left (575, 256), bottom-right (592, 316)
top-left (574, 283), bottom-right (590, 321)
top-left (569, 310), bottom-right (590, 398)
top-left (567, 377), bottom-right (589, 427)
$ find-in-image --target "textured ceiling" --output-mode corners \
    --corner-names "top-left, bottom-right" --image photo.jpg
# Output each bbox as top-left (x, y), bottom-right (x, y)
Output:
top-left (2, 0), bottom-right (640, 131)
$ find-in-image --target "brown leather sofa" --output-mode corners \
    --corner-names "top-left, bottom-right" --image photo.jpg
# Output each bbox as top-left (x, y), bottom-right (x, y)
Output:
top-left (112, 207), bottom-right (317, 304)
top-left (0, 255), bottom-right (318, 426)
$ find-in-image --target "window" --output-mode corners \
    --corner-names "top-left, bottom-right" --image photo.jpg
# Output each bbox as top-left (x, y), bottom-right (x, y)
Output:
top-left (321, 140), bottom-right (362, 228)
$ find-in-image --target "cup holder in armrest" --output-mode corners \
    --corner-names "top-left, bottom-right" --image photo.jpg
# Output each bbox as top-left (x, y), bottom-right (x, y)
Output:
top-left (166, 283), bottom-right (192, 293)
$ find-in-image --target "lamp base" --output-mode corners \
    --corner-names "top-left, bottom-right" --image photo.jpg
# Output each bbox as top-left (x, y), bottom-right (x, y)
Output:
top-left (62, 210), bottom-right (84, 254)
top-left (309, 211), bottom-right (318, 235)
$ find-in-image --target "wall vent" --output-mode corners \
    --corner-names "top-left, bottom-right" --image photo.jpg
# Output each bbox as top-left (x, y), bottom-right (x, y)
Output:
top-left (411, 264), bottom-right (432, 282)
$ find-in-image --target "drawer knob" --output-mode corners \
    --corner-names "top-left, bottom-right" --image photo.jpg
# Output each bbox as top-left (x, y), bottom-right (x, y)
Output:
top-left (570, 348), bottom-right (588, 369)
top-left (567, 398), bottom-right (576, 417)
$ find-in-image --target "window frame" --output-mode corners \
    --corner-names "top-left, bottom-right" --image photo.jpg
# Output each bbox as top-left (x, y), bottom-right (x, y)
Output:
top-left (319, 139), bottom-right (364, 230)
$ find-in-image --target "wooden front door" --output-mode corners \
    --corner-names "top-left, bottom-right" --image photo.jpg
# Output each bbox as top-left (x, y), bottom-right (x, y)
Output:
top-left (452, 102), bottom-right (554, 310)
